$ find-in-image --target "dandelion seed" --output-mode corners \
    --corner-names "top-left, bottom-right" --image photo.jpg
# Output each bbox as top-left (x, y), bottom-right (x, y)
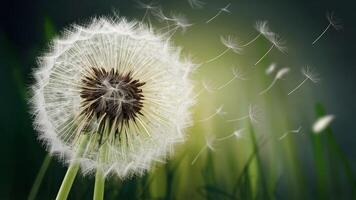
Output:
top-left (136, 0), bottom-right (159, 23)
top-left (188, 0), bottom-right (205, 9)
top-left (204, 35), bottom-right (242, 64)
top-left (265, 63), bottom-right (276, 75)
top-left (259, 67), bottom-right (290, 95)
top-left (278, 126), bottom-right (302, 140)
top-left (201, 80), bottom-right (217, 93)
top-left (228, 104), bottom-right (261, 123)
top-left (152, 7), bottom-right (175, 22)
top-left (191, 134), bottom-right (216, 165)
top-left (206, 3), bottom-right (231, 23)
top-left (164, 13), bottom-right (193, 38)
top-left (198, 105), bottom-right (226, 122)
top-left (254, 21), bottom-right (287, 65)
top-left (216, 67), bottom-right (247, 90)
top-left (217, 128), bottom-right (245, 141)
top-left (313, 115), bottom-right (334, 133)
top-left (312, 11), bottom-right (343, 45)
top-left (288, 66), bottom-right (319, 95)
top-left (30, 17), bottom-right (194, 181)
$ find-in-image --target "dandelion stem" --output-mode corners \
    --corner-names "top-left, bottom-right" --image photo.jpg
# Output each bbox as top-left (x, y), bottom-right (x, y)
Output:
top-left (205, 48), bottom-right (229, 64)
top-left (217, 75), bottom-right (237, 90)
top-left (206, 10), bottom-right (222, 23)
top-left (227, 115), bottom-right (248, 122)
top-left (255, 44), bottom-right (274, 65)
top-left (288, 78), bottom-right (308, 95)
top-left (217, 133), bottom-right (235, 141)
top-left (259, 78), bottom-right (278, 95)
top-left (312, 23), bottom-right (331, 45)
top-left (93, 144), bottom-right (108, 200)
top-left (56, 134), bottom-right (88, 200)
top-left (242, 33), bottom-right (261, 47)
top-left (28, 154), bottom-right (52, 200)
top-left (191, 145), bottom-right (207, 165)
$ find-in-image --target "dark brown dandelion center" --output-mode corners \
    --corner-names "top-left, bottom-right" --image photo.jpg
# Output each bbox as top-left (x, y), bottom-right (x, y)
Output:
top-left (80, 67), bottom-right (145, 125)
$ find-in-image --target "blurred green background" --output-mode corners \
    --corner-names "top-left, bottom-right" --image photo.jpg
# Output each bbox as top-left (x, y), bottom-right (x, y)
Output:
top-left (1, 0), bottom-right (356, 199)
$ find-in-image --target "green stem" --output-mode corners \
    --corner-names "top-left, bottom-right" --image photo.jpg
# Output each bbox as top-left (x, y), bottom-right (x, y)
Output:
top-left (56, 134), bottom-right (88, 200)
top-left (28, 154), bottom-right (52, 200)
top-left (93, 144), bottom-right (107, 200)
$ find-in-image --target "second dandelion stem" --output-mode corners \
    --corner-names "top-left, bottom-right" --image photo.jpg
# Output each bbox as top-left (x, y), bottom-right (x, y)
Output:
top-left (93, 143), bottom-right (108, 200)
top-left (56, 134), bottom-right (88, 200)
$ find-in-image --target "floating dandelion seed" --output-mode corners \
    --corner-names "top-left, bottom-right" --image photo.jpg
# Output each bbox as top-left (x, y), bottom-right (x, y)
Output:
top-left (278, 126), bottom-right (302, 140)
top-left (254, 21), bottom-right (287, 65)
top-left (191, 134), bottom-right (216, 165)
top-left (203, 67), bottom-right (247, 91)
top-left (217, 128), bottom-right (246, 141)
top-left (201, 80), bottom-right (217, 93)
top-left (313, 115), bottom-right (334, 133)
top-left (228, 104), bottom-right (261, 123)
top-left (162, 13), bottom-right (193, 39)
top-left (188, 0), bottom-right (205, 9)
top-left (30, 17), bottom-right (194, 198)
top-left (216, 67), bottom-right (247, 90)
top-left (198, 105), bottom-right (226, 122)
top-left (204, 35), bottom-right (242, 64)
top-left (266, 63), bottom-right (277, 75)
top-left (136, 0), bottom-right (159, 23)
top-left (312, 11), bottom-right (343, 45)
top-left (206, 3), bottom-right (231, 23)
top-left (288, 66), bottom-right (319, 95)
top-left (259, 67), bottom-right (290, 95)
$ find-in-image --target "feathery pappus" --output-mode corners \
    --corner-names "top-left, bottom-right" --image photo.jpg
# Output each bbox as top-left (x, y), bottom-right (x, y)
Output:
top-left (30, 17), bottom-right (195, 179)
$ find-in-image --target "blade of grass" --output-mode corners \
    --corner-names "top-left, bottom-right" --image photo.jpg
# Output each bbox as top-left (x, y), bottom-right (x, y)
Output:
top-left (28, 154), bottom-right (52, 200)
top-left (315, 103), bottom-right (356, 198)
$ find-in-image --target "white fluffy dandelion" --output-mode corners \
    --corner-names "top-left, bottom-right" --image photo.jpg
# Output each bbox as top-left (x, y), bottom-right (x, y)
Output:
top-left (288, 66), bottom-right (319, 95)
top-left (312, 11), bottom-right (343, 45)
top-left (30, 17), bottom-right (194, 199)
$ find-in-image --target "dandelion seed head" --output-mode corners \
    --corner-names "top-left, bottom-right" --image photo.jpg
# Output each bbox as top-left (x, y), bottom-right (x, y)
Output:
top-left (313, 115), bottom-right (334, 133)
top-left (30, 17), bottom-right (194, 179)
top-left (220, 35), bottom-right (243, 54)
top-left (302, 66), bottom-right (320, 83)
top-left (326, 11), bottom-right (343, 30)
